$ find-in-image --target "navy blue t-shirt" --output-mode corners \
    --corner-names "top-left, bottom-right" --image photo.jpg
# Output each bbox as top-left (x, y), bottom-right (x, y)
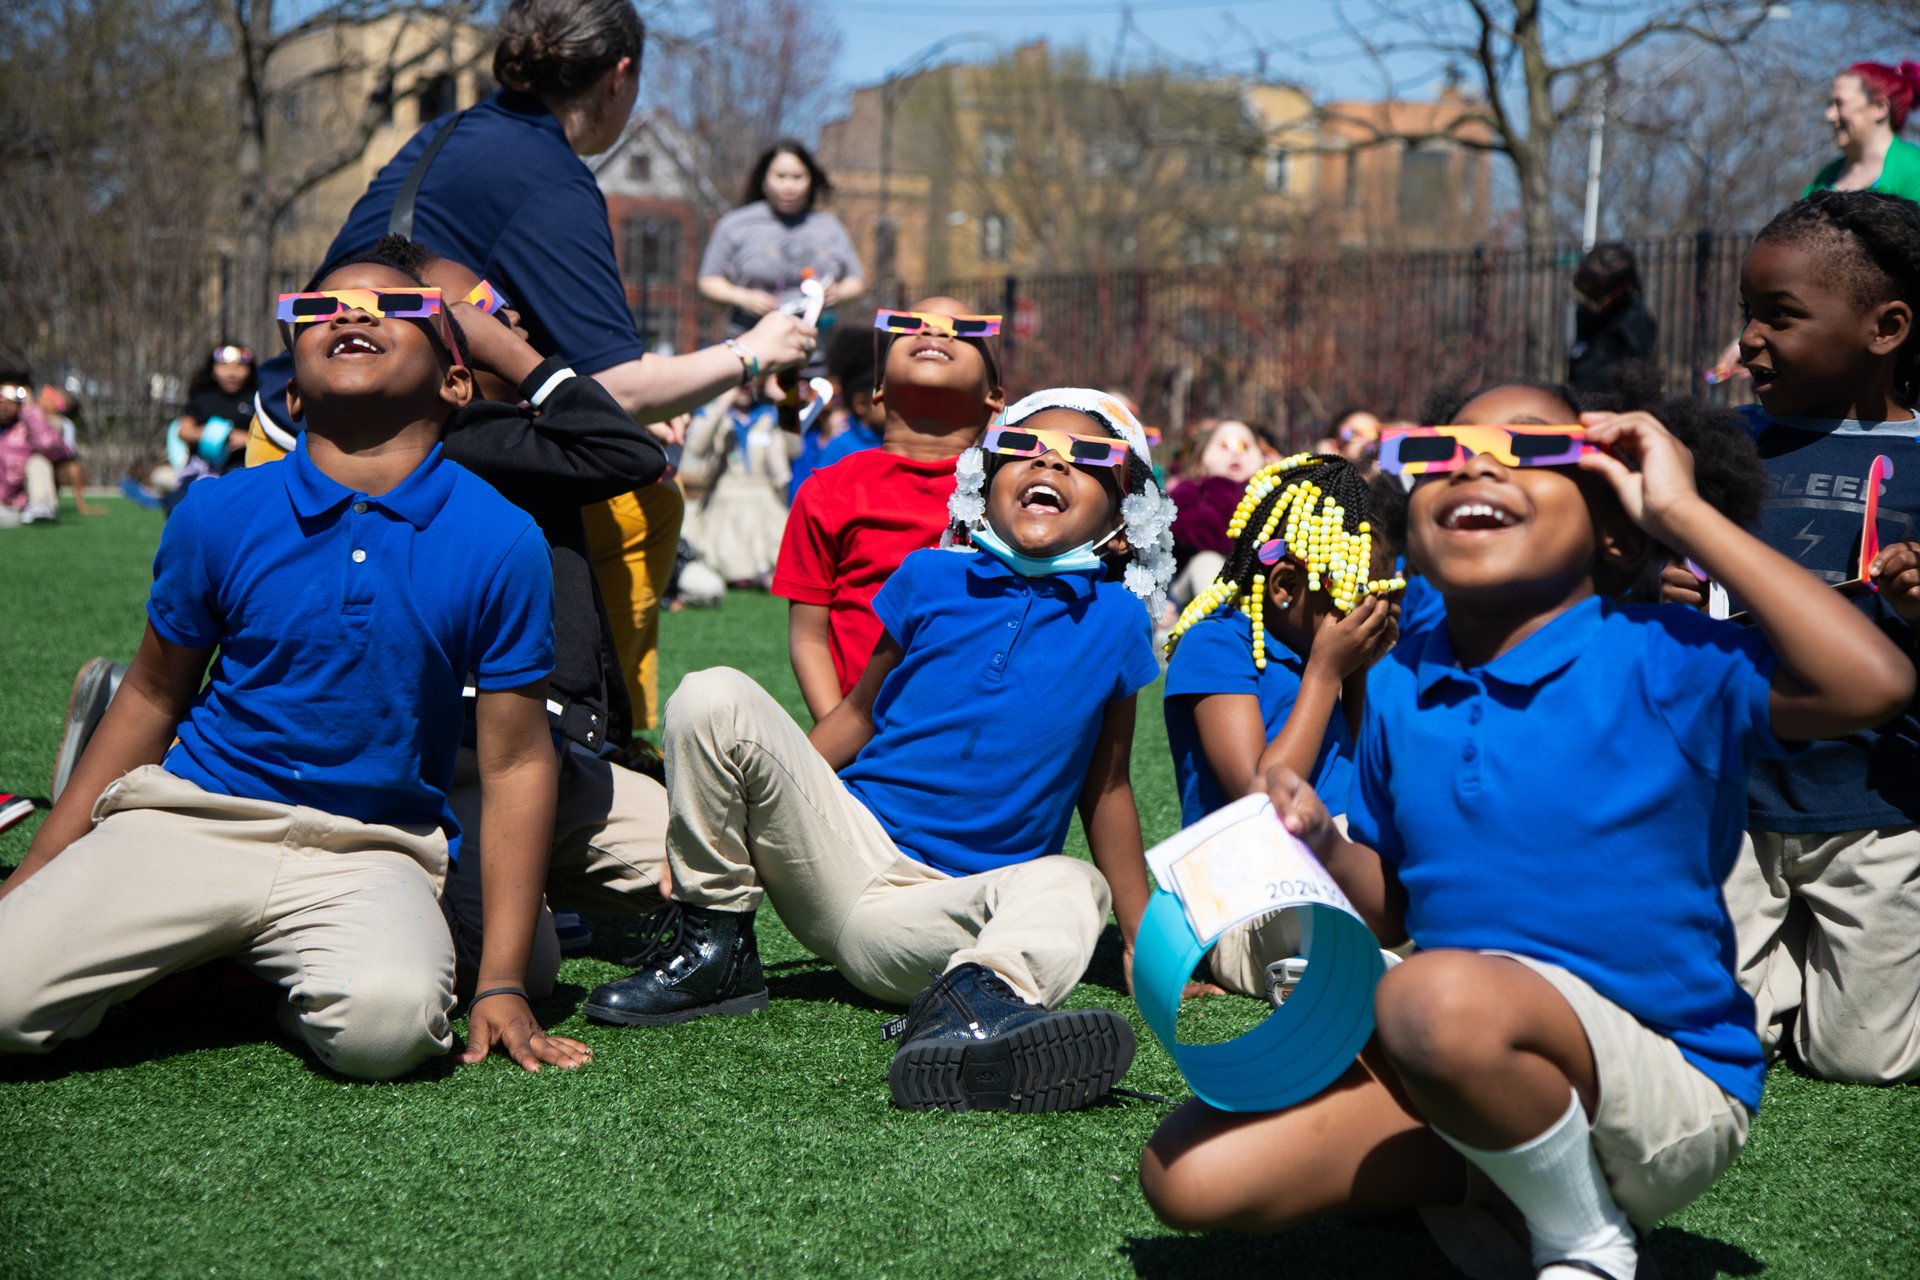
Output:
top-left (1348, 597), bottom-right (1796, 1110)
top-left (148, 439), bottom-right (554, 860)
top-left (324, 90), bottom-right (642, 376)
top-left (840, 548), bottom-right (1161, 876)
top-left (1163, 609), bottom-right (1354, 825)
top-left (1736, 405), bottom-right (1920, 833)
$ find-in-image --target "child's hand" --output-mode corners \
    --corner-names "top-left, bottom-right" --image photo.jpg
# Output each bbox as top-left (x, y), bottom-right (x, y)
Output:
top-left (1576, 411), bottom-right (1703, 545)
top-left (448, 299), bottom-right (540, 386)
top-left (1871, 542), bottom-right (1920, 624)
top-left (459, 992), bottom-right (594, 1073)
top-left (1660, 560), bottom-right (1710, 610)
top-left (1309, 592), bottom-right (1399, 680)
top-left (1260, 762), bottom-right (1336, 857)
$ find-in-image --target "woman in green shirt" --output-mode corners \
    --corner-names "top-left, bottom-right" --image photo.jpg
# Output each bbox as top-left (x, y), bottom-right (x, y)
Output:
top-left (1707, 60), bottom-right (1920, 384)
top-left (1804, 61), bottom-right (1920, 200)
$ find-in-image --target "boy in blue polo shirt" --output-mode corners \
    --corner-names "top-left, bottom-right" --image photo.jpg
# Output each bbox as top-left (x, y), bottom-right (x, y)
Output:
top-left (1139, 385), bottom-right (1912, 1280)
top-left (589, 389), bottom-right (1178, 1113)
top-left (0, 259), bottom-right (586, 1081)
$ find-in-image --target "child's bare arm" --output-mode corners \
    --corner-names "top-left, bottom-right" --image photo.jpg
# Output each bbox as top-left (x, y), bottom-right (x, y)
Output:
top-left (1187, 694), bottom-right (1265, 800)
top-left (2, 624), bottom-right (210, 902)
top-left (1581, 411), bottom-right (1914, 739)
top-left (460, 681), bottom-right (590, 1073)
top-left (1080, 695), bottom-right (1149, 992)
top-left (1255, 595), bottom-right (1395, 781)
top-left (808, 632), bottom-right (903, 769)
top-left (788, 602), bottom-right (841, 723)
top-left (1260, 764), bottom-right (1408, 945)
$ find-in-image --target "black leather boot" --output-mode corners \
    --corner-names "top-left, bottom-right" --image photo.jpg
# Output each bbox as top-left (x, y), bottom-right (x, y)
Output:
top-left (883, 963), bottom-right (1135, 1113)
top-left (584, 900), bottom-right (769, 1026)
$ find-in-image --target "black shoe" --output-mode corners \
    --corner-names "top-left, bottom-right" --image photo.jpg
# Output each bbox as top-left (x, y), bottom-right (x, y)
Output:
top-left (883, 963), bottom-right (1135, 1113)
top-left (583, 900), bottom-right (769, 1026)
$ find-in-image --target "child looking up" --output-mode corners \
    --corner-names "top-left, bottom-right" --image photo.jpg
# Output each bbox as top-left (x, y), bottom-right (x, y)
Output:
top-left (1678, 191), bottom-right (1920, 1085)
top-left (774, 297), bottom-right (1005, 721)
top-left (1140, 383), bottom-right (1912, 1280)
top-left (0, 260), bottom-right (582, 1079)
top-left (1160, 453), bottom-right (1404, 996)
top-left (589, 389), bottom-right (1177, 1114)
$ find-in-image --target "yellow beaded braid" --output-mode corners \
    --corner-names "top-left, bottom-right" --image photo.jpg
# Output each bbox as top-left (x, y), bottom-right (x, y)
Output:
top-left (1165, 454), bottom-right (1407, 669)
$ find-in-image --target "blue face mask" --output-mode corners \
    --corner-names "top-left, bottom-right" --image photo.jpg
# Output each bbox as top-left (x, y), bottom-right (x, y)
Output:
top-left (971, 522), bottom-right (1119, 579)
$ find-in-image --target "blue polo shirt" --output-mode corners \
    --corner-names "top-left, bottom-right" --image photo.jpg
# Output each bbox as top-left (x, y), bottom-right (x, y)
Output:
top-left (148, 438), bottom-right (554, 860)
top-left (1163, 609), bottom-right (1354, 825)
top-left (839, 548), bottom-right (1161, 876)
top-left (323, 91), bottom-right (642, 375)
top-left (1398, 573), bottom-right (1447, 636)
top-left (1348, 597), bottom-right (1799, 1111)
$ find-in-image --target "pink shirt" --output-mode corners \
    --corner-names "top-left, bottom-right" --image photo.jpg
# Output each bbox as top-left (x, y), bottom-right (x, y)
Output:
top-left (0, 403), bottom-right (76, 510)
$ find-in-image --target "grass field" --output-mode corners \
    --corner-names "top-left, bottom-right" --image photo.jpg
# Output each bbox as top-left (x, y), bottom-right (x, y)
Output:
top-left (2, 495), bottom-right (1917, 1279)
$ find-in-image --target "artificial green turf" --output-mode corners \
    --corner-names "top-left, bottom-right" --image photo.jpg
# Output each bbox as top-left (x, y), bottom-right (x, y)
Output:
top-left (2, 496), bottom-right (1916, 1279)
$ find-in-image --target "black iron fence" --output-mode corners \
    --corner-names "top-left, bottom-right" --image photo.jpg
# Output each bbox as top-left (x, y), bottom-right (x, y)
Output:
top-left (903, 229), bottom-right (1755, 451)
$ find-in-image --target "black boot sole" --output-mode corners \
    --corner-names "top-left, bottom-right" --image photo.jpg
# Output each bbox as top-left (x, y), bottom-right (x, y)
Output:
top-left (583, 989), bottom-right (769, 1026)
top-left (888, 1008), bottom-right (1136, 1113)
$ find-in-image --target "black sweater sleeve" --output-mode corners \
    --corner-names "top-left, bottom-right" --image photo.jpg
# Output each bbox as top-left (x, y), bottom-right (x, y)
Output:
top-left (441, 375), bottom-right (667, 510)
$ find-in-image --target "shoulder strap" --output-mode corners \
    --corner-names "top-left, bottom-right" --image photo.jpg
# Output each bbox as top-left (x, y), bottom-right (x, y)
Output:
top-left (388, 111), bottom-right (466, 239)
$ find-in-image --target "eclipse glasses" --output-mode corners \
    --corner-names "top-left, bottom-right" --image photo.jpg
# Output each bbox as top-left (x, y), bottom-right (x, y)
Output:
top-left (873, 309), bottom-right (1003, 339)
top-left (982, 426), bottom-right (1129, 468)
top-left (1378, 425), bottom-right (1599, 476)
top-left (275, 288), bottom-right (463, 365)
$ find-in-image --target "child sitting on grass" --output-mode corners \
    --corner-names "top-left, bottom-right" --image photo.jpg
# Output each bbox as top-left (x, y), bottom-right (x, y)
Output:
top-left (1161, 452), bottom-right (1403, 996)
top-left (0, 259), bottom-right (586, 1080)
top-left (773, 298), bottom-right (1005, 722)
top-left (1139, 381), bottom-right (1912, 1280)
top-left (1677, 190), bottom-right (1920, 1085)
top-left (587, 389), bottom-right (1178, 1114)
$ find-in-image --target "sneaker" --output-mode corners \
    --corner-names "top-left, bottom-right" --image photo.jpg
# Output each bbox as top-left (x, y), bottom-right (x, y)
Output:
top-left (883, 962), bottom-right (1136, 1113)
top-left (1264, 956), bottom-right (1310, 1008)
top-left (118, 477), bottom-right (163, 510)
top-left (20, 500), bottom-right (56, 524)
top-left (582, 900), bottom-right (769, 1025)
top-left (0, 793), bottom-right (35, 835)
top-left (50, 658), bottom-right (126, 802)
top-left (553, 908), bottom-right (593, 957)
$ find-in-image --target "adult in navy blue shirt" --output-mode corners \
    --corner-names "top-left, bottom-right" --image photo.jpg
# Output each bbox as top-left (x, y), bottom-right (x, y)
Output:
top-left (255, 0), bottom-right (812, 445)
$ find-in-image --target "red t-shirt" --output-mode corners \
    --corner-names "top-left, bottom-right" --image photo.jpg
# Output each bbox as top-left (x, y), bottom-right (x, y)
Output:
top-left (772, 448), bottom-right (959, 694)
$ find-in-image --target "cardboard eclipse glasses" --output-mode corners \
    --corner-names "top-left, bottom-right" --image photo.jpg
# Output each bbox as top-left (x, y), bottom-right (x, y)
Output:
top-left (275, 288), bottom-right (463, 366)
top-left (982, 426), bottom-right (1130, 468)
top-left (1378, 425), bottom-right (1599, 476)
top-left (873, 309), bottom-right (1002, 338)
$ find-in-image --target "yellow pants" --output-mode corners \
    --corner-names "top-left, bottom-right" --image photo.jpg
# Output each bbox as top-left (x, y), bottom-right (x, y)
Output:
top-left (584, 483), bottom-right (685, 731)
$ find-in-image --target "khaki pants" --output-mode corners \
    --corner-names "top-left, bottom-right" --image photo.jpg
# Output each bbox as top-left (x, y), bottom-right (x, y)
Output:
top-left (0, 767), bottom-right (455, 1080)
top-left (663, 667), bottom-right (1111, 1007)
top-left (442, 741), bottom-right (670, 997)
top-left (583, 482), bottom-right (686, 731)
top-left (1725, 826), bottom-right (1920, 1083)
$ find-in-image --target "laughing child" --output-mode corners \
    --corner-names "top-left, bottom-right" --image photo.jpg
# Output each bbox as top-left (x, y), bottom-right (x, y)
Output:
top-left (773, 297), bottom-right (1005, 722)
top-left (1674, 190), bottom-right (1920, 1084)
top-left (587, 389), bottom-right (1179, 1114)
top-left (1139, 382), bottom-right (1912, 1280)
top-left (0, 259), bottom-right (583, 1079)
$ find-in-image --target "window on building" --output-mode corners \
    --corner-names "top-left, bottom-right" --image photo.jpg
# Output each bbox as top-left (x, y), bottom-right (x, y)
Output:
top-left (1187, 147), bottom-right (1233, 187)
top-left (1264, 148), bottom-right (1290, 192)
top-left (980, 128), bottom-right (1014, 178)
top-left (1343, 148), bottom-right (1360, 209)
top-left (621, 215), bottom-right (682, 286)
top-left (981, 213), bottom-right (1010, 263)
top-left (1398, 144), bottom-right (1452, 226)
top-left (627, 152), bottom-right (652, 182)
top-left (280, 88), bottom-right (302, 133)
top-left (416, 74), bottom-right (456, 123)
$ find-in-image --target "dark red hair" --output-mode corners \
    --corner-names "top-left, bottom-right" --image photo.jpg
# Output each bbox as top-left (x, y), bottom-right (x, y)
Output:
top-left (1846, 61), bottom-right (1920, 134)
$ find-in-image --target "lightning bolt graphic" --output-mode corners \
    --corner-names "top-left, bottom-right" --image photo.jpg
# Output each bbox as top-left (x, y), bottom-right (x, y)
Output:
top-left (1793, 521), bottom-right (1823, 558)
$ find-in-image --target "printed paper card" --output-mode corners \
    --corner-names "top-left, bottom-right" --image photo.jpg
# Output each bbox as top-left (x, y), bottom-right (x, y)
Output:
top-left (1145, 793), bottom-right (1361, 947)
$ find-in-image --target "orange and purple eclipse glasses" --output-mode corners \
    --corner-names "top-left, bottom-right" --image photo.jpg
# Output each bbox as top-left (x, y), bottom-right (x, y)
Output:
top-left (275, 288), bottom-right (462, 365)
top-left (982, 426), bottom-right (1130, 468)
top-left (1378, 425), bottom-right (1597, 476)
top-left (464, 279), bottom-right (508, 315)
top-left (874, 309), bottom-right (1003, 339)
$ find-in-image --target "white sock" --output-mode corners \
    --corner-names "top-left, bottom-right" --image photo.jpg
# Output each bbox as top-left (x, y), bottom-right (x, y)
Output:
top-left (1433, 1089), bottom-right (1637, 1279)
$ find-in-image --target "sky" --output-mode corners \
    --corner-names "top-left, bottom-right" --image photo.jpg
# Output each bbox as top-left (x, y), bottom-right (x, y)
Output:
top-left (818, 0), bottom-right (1437, 104)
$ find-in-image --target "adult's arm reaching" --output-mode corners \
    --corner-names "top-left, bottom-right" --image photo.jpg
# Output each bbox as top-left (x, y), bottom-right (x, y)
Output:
top-left (592, 311), bottom-right (814, 436)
